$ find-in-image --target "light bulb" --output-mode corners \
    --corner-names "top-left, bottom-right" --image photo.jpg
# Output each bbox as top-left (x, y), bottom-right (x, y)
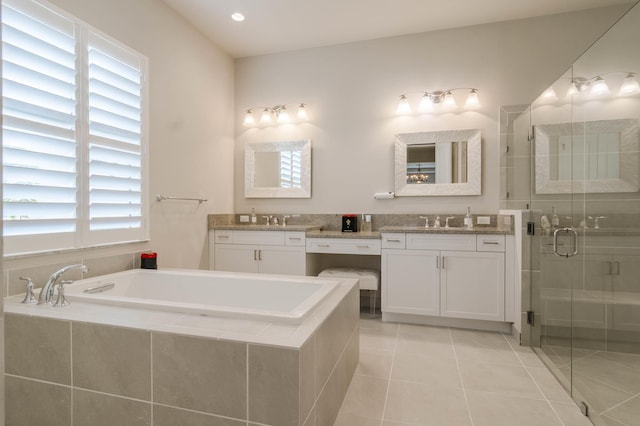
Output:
top-left (277, 107), bottom-right (290, 123)
top-left (396, 95), bottom-right (411, 114)
top-left (260, 108), bottom-right (272, 124)
top-left (465, 89), bottom-right (480, 108)
top-left (231, 12), bottom-right (245, 22)
top-left (243, 110), bottom-right (255, 126)
top-left (418, 94), bottom-right (434, 112)
top-left (567, 81), bottom-right (579, 97)
top-left (443, 91), bottom-right (456, 108)
top-left (590, 76), bottom-right (610, 96)
top-left (619, 73), bottom-right (640, 95)
top-left (541, 86), bottom-right (558, 102)
top-left (296, 103), bottom-right (308, 120)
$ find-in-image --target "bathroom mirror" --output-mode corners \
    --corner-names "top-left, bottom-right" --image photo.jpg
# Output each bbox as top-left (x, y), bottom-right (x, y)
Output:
top-left (245, 139), bottom-right (311, 198)
top-left (535, 119), bottom-right (639, 193)
top-left (394, 129), bottom-right (481, 196)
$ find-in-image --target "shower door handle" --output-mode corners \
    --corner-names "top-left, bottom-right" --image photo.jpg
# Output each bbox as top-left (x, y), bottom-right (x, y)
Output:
top-left (553, 228), bottom-right (578, 258)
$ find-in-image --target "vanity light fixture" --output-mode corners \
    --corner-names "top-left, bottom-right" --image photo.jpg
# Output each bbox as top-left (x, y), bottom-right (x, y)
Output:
top-left (620, 73), bottom-right (640, 95)
top-left (564, 72), bottom-right (639, 98)
top-left (590, 76), bottom-right (610, 96)
top-left (243, 103), bottom-right (309, 127)
top-left (541, 86), bottom-right (558, 102)
top-left (396, 88), bottom-right (480, 115)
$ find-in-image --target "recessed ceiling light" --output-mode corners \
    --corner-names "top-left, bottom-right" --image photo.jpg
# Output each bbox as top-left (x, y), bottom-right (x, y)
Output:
top-left (231, 12), bottom-right (245, 22)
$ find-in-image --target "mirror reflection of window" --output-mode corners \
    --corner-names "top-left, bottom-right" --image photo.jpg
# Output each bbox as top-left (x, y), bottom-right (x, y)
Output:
top-left (280, 150), bottom-right (303, 188)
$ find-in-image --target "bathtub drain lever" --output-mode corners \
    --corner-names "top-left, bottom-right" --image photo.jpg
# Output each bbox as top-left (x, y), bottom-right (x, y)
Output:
top-left (83, 283), bottom-right (115, 294)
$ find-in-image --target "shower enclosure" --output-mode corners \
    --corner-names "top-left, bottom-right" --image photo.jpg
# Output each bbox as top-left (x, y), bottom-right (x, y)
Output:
top-left (505, 3), bottom-right (640, 425)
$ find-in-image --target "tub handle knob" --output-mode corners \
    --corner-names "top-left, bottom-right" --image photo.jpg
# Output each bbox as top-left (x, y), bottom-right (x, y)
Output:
top-left (53, 280), bottom-right (72, 308)
top-left (19, 277), bottom-right (38, 304)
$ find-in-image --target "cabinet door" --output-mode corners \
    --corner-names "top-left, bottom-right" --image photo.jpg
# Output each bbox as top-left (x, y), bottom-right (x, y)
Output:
top-left (440, 251), bottom-right (505, 321)
top-left (214, 244), bottom-right (259, 273)
top-left (382, 249), bottom-right (440, 316)
top-left (258, 246), bottom-right (306, 276)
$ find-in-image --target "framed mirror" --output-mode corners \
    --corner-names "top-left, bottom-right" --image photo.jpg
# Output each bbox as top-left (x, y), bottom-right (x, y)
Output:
top-left (245, 139), bottom-right (311, 198)
top-left (535, 119), bottom-right (639, 194)
top-left (394, 129), bottom-right (482, 196)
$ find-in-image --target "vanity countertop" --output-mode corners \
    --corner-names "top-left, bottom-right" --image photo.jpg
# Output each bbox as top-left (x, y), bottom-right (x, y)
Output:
top-left (212, 224), bottom-right (322, 232)
top-left (379, 226), bottom-right (513, 235)
top-left (305, 230), bottom-right (381, 239)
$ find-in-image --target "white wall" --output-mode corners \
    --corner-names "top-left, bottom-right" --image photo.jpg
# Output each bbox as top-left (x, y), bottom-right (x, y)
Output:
top-left (6, 0), bottom-right (235, 272)
top-left (234, 6), bottom-right (629, 216)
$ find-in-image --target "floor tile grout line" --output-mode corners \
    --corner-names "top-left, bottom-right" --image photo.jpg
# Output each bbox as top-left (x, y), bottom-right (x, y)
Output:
top-left (541, 344), bottom-right (640, 419)
top-left (379, 323), bottom-right (400, 426)
top-left (599, 389), bottom-right (640, 417)
top-left (601, 413), bottom-right (633, 426)
top-left (501, 333), bottom-right (568, 426)
top-left (450, 328), bottom-right (475, 426)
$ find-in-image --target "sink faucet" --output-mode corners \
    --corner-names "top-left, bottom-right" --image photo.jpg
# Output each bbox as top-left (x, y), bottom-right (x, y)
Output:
top-left (262, 215), bottom-right (272, 226)
top-left (38, 264), bottom-right (88, 305)
top-left (282, 215), bottom-right (291, 226)
top-left (445, 216), bottom-right (455, 228)
top-left (594, 216), bottom-right (606, 229)
top-left (419, 216), bottom-right (430, 228)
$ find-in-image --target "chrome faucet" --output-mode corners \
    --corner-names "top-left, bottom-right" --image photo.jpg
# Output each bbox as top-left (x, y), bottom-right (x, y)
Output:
top-left (594, 216), bottom-right (606, 229)
top-left (445, 216), bottom-right (455, 228)
top-left (38, 264), bottom-right (88, 305)
top-left (262, 215), bottom-right (272, 226)
top-left (419, 216), bottom-right (430, 228)
top-left (282, 215), bottom-right (291, 226)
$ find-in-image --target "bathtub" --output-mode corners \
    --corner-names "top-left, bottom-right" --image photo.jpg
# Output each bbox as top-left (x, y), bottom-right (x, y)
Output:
top-left (64, 269), bottom-right (338, 324)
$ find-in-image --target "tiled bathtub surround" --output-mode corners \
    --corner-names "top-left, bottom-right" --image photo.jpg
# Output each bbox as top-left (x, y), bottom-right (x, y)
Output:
top-left (209, 213), bottom-right (513, 233)
top-left (4, 278), bottom-right (359, 426)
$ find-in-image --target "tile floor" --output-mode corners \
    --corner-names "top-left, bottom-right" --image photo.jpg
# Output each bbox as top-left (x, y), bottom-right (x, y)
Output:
top-left (333, 318), bottom-right (593, 426)
top-left (543, 345), bottom-right (640, 426)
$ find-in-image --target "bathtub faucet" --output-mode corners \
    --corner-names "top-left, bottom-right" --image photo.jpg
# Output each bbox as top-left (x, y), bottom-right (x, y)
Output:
top-left (38, 264), bottom-right (88, 305)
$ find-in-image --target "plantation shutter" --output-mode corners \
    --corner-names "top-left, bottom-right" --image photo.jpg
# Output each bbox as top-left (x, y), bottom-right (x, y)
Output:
top-left (85, 32), bottom-right (146, 245)
top-left (280, 150), bottom-right (302, 188)
top-left (2, 0), bottom-right (149, 255)
top-left (2, 0), bottom-right (79, 253)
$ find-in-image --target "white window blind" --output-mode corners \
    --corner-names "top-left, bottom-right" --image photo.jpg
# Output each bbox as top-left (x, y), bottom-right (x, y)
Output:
top-left (280, 150), bottom-right (303, 189)
top-left (85, 32), bottom-right (145, 245)
top-left (2, 0), bottom-right (148, 255)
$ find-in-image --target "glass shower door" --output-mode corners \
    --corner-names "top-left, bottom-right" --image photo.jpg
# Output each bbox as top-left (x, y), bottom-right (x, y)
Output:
top-left (528, 3), bottom-right (640, 424)
top-left (527, 68), bottom-right (584, 403)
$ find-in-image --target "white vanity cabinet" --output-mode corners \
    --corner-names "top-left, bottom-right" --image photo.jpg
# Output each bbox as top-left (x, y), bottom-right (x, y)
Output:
top-left (211, 230), bottom-right (307, 276)
top-left (382, 232), bottom-right (506, 323)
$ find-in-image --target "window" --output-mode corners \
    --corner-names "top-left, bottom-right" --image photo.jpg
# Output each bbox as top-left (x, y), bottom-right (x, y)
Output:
top-left (279, 150), bottom-right (302, 189)
top-left (2, 0), bottom-right (148, 255)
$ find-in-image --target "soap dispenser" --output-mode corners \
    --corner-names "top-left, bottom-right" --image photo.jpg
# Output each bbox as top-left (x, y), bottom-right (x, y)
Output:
top-left (540, 213), bottom-right (551, 236)
top-left (251, 208), bottom-right (257, 224)
top-left (551, 205), bottom-right (560, 229)
top-left (434, 216), bottom-right (441, 228)
top-left (464, 206), bottom-right (473, 230)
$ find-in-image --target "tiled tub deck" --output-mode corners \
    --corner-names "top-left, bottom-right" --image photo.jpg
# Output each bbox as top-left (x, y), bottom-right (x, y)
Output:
top-left (4, 276), bottom-right (359, 426)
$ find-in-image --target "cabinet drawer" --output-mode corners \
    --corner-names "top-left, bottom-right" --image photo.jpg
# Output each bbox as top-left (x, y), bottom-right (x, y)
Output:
top-left (476, 235), bottom-right (505, 252)
top-left (232, 230), bottom-right (285, 246)
top-left (406, 233), bottom-right (476, 251)
top-left (306, 238), bottom-right (381, 255)
top-left (381, 233), bottom-right (406, 249)
top-left (213, 230), bottom-right (234, 244)
top-left (285, 231), bottom-right (306, 246)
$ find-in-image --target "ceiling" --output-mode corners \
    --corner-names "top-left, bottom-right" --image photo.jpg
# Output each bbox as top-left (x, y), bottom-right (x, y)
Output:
top-left (161, 0), bottom-right (634, 58)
